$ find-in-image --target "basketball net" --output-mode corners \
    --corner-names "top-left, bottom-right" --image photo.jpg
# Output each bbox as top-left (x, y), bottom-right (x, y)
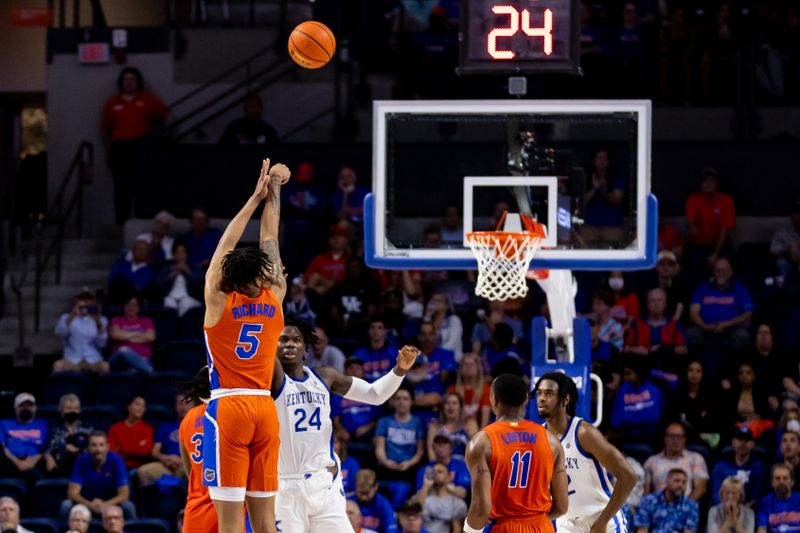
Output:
top-left (466, 212), bottom-right (546, 301)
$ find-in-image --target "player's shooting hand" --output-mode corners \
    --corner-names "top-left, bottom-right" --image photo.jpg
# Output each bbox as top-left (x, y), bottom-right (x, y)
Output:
top-left (396, 345), bottom-right (421, 372)
top-left (252, 159), bottom-right (271, 201)
top-left (268, 162), bottom-right (291, 184)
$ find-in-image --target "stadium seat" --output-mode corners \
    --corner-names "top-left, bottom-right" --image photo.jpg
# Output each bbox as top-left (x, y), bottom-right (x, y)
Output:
top-left (80, 405), bottom-right (120, 432)
top-left (0, 477), bottom-right (27, 503)
top-left (686, 443), bottom-right (711, 466)
top-left (139, 483), bottom-right (187, 520)
top-left (692, 340), bottom-right (733, 380)
top-left (124, 518), bottom-right (172, 533)
top-left (178, 306), bottom-right (205, 340)
top-left (88, 520), bottom-right (105, 533)
top-left (162, 340), bottom-right (207, 376)
top-left (143, 371), bottom-right (187, 411)
top-left (144, 404), bottom-right (175, 429)
top-left (31, 478), bottom-right (70, 517)
top-left (95, 372), bottom-right (141, 412)
top-left (44, 372), bottom-right (91, 405)
top-left (20, 517), bottom-right (60, 533)
top-left (144, 306), bottom-right (179, 350)
top-left (35, 405), bottom-right (62, 427)
top-left (622, 443), bottom-right (654, 465)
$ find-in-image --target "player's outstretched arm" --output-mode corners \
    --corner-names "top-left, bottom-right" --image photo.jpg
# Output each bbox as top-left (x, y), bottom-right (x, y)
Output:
top-left (464, 431), bottom-right (492, 533)
top-left (315, 345), bottom-right (420, 404)
top-left (205, 160), bottom-right (271, 309)
top-left (259, 161), bottom-right (290, 302)
top-left (546, 431), bottom-right (569, 521)
top-left (578, 422), bottom-right (636, 533)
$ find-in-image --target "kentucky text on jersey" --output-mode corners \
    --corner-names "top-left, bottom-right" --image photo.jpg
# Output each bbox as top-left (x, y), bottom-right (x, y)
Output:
top-left (500, 431), bottom-right (539, 445)
top-left (231, 303), bottom-right (277, 319)
top-left (284, 390), bottom-right (328, 407)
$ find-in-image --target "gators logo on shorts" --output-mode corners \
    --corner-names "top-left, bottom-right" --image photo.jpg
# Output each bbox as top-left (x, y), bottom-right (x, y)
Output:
top-left (204, 469), bottom-right (216, 482)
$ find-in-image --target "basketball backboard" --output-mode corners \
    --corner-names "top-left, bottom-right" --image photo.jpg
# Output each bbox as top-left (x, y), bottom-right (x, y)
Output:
top-left (364, 100), bottom-right (657, 271)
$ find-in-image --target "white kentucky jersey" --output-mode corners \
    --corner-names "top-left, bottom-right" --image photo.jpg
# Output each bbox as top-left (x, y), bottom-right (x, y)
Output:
top-left (274, 367), bottom-right (336, 477)
top-left (557, 417), bottom-right (619, 524)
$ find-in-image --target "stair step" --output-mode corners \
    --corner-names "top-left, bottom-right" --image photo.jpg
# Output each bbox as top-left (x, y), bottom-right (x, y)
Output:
top-left (61, 238), bottom-right (123, 254)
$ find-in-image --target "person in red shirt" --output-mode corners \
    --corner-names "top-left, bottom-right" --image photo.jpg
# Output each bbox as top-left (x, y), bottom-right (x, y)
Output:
top-left (304, 224), bottom-right (349, 295)
top-left (608, 270), bottom-right (641, 331)
top-left (100, 67), bottom-right (170, 225)
top-left (684, 168), bottom-right (736, 276)
top-left (107, 395), bottom-right (154, 468)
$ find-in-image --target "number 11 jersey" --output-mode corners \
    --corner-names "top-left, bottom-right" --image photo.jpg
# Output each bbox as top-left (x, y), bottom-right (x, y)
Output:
top-left (274, 367), bottom-right (336, 476)
top-left (485, 419), bottom-right (555, 522)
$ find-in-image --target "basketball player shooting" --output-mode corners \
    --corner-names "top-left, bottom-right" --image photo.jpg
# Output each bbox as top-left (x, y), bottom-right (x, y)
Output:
top-left (202, 159), bottom-right (290, 533)
top-left (534, 373), bottom-right (635, 533)
top-left (464, 374), bottom-right (568, 533)
top-left (270, 318), bottom-right (420, 532)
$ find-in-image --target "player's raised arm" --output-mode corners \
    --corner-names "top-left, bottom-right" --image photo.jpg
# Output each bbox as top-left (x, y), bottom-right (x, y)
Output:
top-left (205, 160), bottom-right (271, 311)
top-left (316, 345), bottom-right (419, 403)
top-left (577, 422), bottom-right (636, 533)
top-left (546, 430), bottom-right (569, 521)
top-left (464, 431), bottom-right (492, 533)
top-left (259, 161), bottom-right (291, 302)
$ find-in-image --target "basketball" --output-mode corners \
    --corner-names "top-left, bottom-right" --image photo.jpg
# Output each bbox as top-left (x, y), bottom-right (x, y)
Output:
top-left (287, 21), bottom-right (336, 69)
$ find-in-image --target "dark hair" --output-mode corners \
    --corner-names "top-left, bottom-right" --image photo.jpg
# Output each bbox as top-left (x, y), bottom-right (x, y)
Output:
top-left (592, 288), bottom-right (615, 307)
top-left (623, 355), bottom-right (650, 382)
top-left (180, 367), bottom-right (211, 405)
top-left (75, 290), bottom-right (95, 302)
top-left (532, 372), bottom-right (578, 417)
top-left (667, 467), bottom-right (688, 478)
top-left (117, 67), bottom-right (143, 92)
top-left (394, 382), bottom-right (415, 402)
top-left (89, 430), bottom-right (107, 441)
top-left (368, 315), bottom-right (386, 327)
top-left (493, 323), bottom-right (514, 348)
top-left (283, 317), bottom-right (317, 351)
top-left (220, 247), bottom-right (275, 294)
top-left (126, 394), bottom-right (145, 407)
top-left (492, 374), bottom-right (528, 408)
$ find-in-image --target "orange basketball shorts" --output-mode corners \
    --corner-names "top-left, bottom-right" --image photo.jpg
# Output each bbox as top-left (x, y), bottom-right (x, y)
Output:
top-left (202, 395), bottom-right (280, 491)
top-left (488, 515), bottom-right (555, 533)
top-left (182, 499), bottom-right (218, 533)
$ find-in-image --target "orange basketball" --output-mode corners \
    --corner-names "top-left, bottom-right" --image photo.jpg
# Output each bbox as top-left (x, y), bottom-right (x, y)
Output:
top-left (288, 21), bottom-right (336, 69)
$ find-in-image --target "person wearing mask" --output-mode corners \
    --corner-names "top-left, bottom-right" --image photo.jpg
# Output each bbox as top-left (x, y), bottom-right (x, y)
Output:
top-left (608, 270), bottom-right (640, 330)
top-left (0, 393), bottom-right (48, 484)
top-left (44, 394), bottom-right (93, 477)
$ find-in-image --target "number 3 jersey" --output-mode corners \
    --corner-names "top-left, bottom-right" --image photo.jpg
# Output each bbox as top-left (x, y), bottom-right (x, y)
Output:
top-left (274, 367), bottom-right (336, 477)
top-left (203, 288), bottom-right (283, 392)
top-left (484, 419), bottom-right (554, 521)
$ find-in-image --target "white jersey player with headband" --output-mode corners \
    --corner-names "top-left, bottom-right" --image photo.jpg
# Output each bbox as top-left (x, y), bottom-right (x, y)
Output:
top-left (270, 318), bottom-right (419, 533)
top-left (533, 372), bottom-right (636, 533)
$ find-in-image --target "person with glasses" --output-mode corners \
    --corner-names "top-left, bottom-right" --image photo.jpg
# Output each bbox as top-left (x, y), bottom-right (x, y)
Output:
top-left (643, 423), bottom-right (709, 502)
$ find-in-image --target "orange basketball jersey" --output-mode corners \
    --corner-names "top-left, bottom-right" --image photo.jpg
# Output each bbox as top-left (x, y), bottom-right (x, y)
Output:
top-left (179, 404), bottom-right (218, 533)
top-left (204, 288), bottom-right (283, 391)
top-left (485, 419), bottom-right (555, 522)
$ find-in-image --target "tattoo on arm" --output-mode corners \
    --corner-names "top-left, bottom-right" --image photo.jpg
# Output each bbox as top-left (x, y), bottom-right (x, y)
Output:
top-left (260, 239), bottom-right (285, 288)
top-left (268, 180), bottom-right (281, 214)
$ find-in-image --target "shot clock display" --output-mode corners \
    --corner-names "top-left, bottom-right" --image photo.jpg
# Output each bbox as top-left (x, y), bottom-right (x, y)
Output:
top-left (459, 0), bottom-right (580, 74)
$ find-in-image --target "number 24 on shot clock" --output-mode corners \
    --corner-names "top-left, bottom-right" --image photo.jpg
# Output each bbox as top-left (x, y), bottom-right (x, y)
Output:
top-left (458, 0), bottom-right (581, 74)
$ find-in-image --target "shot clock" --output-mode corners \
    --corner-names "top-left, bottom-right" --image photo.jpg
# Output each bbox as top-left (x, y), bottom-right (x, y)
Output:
top-left (459, 0), bottom-right (581, 74)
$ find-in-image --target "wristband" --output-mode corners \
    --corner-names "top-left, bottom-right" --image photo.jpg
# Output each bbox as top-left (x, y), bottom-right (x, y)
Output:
top-left (463, 520), bottom-right (484, 533)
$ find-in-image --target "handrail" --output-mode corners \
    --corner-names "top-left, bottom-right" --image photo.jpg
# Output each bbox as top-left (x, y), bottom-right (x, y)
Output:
top-left (171, 61), bottom-right (298, 142)
top-left (32, 141), bottom-right (93, 332)
top-left (161, 56), bottom-right (295, 140)
top-left (167, 43), bottom-right (275, 110)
